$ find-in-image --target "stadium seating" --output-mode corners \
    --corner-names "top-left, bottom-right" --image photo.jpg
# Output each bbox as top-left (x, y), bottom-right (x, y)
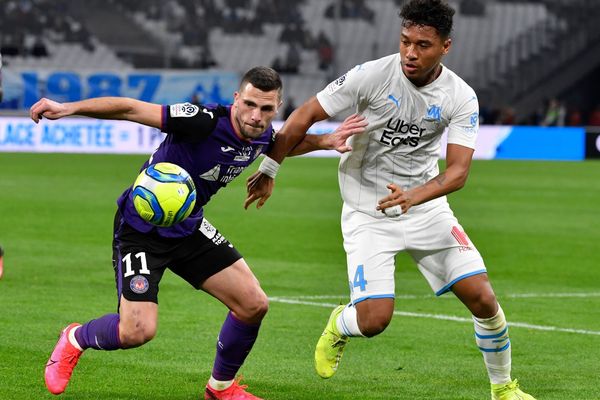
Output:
top-left (2, 0), bottom-right (599, 122)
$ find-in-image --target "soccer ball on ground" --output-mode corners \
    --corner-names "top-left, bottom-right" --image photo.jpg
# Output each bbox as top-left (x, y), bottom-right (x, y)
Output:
top-left (132, 162), bottom-right (197, 227)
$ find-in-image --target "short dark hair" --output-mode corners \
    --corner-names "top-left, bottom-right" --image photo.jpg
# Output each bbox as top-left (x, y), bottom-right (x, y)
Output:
top-left (240, 66), bottom-right (283, 99)
top-left (399, 0), bottom-right (455, 39)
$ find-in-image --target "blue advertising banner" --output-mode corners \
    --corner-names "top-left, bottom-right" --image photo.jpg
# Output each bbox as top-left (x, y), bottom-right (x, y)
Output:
top-left (0, 69), bottom-right (238, 109)
top-left (0, 114), bottom-right (588, 161)
top-left (0, 117), bottom-right (166, 154)
top-left (494, 126), bottom-right (585, 161)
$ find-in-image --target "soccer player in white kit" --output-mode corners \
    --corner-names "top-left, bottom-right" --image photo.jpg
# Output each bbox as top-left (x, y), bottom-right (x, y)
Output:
top-left (246, 0), bottom-right (537, 398)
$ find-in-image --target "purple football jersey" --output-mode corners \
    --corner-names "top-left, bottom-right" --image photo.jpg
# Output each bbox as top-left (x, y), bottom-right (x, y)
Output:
top-left (117, 103), bottom-right (274, 238)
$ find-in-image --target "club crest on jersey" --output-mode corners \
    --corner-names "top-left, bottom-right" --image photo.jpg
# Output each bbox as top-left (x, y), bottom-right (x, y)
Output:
top-left (425, 105), bottom-right (442, 122)
top-left (170, 102), bottom-right (199, 117)
top-left (130, 275), bottom-right (149, 294)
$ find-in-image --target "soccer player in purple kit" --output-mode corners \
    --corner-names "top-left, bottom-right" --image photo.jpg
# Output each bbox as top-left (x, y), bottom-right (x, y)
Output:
top-left (30, 66), bottom-right (306, 400)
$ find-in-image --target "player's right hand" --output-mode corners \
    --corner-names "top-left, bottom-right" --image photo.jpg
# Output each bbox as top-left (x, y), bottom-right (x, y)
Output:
top-left (377, 183), bottom-right (413, 215)
top-left (244, 171), bottom-right (275, 210)
top-left (30, 98), bottom-right (68, 123)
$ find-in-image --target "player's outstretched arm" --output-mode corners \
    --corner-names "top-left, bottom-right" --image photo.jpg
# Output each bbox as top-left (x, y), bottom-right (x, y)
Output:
top-left (244, 96), bottom-right (329, 210)
top-left (30, 97), bottom-right (162, 128)
top-left (288, 113), bottom-right (367, 156)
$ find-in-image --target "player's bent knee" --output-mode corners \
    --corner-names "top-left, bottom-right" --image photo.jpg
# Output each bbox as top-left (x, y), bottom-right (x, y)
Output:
top-left (358, 314), bottom-right (392, 337)
top-left (360, 319), bottom-right (391, 337)
top-left (119, 323), bottom-right (157, 348)
top-left (470, 291), bottom-right (498, 319)
top-left (235, 292), bottom-right (269, 324)
top-left (356, 298), bottom-right (394, 337)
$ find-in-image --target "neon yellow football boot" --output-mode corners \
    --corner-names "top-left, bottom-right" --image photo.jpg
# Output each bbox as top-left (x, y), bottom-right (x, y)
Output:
top-left (491, 379), bottom-right (537, 400)
top-left (314, 305), bottom-right (349, 379)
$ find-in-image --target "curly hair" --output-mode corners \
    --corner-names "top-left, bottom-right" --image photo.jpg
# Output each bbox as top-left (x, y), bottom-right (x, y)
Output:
top-left (399, 0), bottom-right (455, 38)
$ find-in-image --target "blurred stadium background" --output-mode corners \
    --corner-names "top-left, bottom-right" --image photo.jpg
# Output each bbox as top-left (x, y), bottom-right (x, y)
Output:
top-left (1, 1), bottom-right (600, 399)
top-left (1, 0), bottom-right (600, 127)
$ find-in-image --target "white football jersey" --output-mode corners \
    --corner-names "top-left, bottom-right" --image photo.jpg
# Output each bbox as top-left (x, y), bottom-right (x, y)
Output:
top-left (316, 53), bottom-right (479, 217)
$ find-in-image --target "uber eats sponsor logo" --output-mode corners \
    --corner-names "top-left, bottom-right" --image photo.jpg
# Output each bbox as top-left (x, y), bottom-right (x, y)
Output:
top-left (379, 117), bottom-right (426, 147)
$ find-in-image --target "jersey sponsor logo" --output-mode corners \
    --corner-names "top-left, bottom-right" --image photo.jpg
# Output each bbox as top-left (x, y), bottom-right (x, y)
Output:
top-left (220, 165), bottom-right (245, 184)
top-left (220, 146), bottom-right (235, 152)
top-left (325, 72), bottom-right (348, 95)
top-left (199, 164), bottom-right (221, 181)
top-left (379, 117), bottom-right (426, 148)
top-left (199, 163), bottom-right (247, 184)
top-left (388, 94), bottom-right (401, 108)
top-left (170, 102), bottom-right (199, 117)
top-left (425, 105), bottom-right (442, 122)
top-left (130, 275), bottom-right (149, 294)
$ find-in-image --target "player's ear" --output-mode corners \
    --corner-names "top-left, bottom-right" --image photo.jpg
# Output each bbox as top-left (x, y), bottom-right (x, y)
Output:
top-left (442, 37), bottom-right (452, 55)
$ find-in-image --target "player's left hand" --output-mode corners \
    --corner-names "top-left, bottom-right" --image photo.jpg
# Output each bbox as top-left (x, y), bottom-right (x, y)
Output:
top-left (376, 183), bottom-right (414, 216)
top-left (322, 114), bottom-right (368, 153)
top-left (244, 171), bottom-right (274, 210)
top-left (30, 98), bottom-right (71, 123)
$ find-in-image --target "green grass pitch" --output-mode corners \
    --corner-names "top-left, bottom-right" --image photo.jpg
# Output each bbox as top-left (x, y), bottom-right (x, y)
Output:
top-left (0, 153), bottom-right (599, 399)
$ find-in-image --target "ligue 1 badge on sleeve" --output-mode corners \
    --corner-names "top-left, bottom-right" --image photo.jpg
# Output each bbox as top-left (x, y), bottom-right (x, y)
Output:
top-left (170, 102), bottom-right (200, 117)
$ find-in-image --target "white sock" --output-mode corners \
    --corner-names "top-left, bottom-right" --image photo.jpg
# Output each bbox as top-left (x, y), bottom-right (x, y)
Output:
top-left (473, 305), bottom-right (512, 385)
top-left (68, 326), bottom-right (83, 351)
top-left (335, 304), bottom-right (365, 337)
top-left (208, 376), bottom-right (234, 391)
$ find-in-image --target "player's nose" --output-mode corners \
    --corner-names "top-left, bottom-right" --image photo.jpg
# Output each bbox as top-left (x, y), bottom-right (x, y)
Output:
top-left (251, 109), bottom-right (262, 122)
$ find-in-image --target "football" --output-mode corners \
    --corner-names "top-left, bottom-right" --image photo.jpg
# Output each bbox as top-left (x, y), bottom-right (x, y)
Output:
top-left (132, 162), bottom-right (197, 227)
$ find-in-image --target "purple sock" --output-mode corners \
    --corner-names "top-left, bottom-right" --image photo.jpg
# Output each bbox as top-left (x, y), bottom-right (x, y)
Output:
top-left (211, 312), bottom-right (261, 381)
top-left (74, 313), bottom-right (122, 350)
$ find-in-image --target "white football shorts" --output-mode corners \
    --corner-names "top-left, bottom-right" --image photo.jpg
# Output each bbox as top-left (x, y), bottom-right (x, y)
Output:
top-left (341, 200), bottom-right (487, 304)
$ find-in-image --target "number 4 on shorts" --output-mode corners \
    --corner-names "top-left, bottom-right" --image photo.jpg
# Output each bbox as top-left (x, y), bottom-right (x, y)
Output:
top-left (352, 264), bottom-right (367, 292)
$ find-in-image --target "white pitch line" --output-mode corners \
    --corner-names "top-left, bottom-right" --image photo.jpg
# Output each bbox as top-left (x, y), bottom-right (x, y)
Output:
top-left (286, 292), bottom-right (600, 300)
top-left (506, 292), bottom-right (600, 299)
top-left (269, 297), bottom-right (600, 336)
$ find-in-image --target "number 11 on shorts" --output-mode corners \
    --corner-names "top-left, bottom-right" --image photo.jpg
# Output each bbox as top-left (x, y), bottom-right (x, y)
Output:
top-left (122, 252), bottom-right (150, 277)
top-left (352, 264), bottom-right (367, 292)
